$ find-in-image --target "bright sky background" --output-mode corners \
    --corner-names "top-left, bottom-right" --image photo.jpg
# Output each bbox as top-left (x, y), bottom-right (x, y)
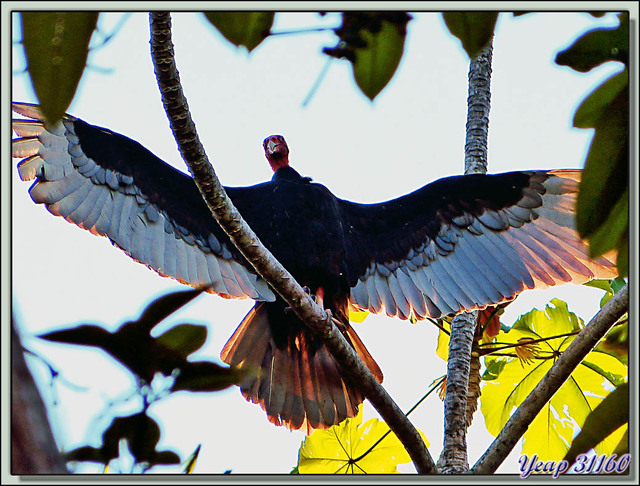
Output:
top-left (9, 9), bottom-right (627, 475)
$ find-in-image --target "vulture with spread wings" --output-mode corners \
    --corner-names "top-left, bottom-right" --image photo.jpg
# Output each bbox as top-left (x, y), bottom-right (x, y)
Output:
top-left (12, 102), bottom-right (616, 433)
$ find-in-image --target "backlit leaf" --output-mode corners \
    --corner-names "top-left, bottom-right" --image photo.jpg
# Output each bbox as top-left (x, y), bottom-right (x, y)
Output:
top-left (349, 310), bottom-right (370, 323)
top-left (481, 299), bottom-right (628, 462)
top-left (564, 383), bottom-right (628, 465)
top-left (443, 12), bottom-right (498, 59)
top-left (21, 12), bottom-right (98, 124)
top-left (352, 19), bottom-right (407, 100)
top-left (297, 406), bottom-right (428, 474)
top-left (205, 12), bottom-right (273, 52)
top-left (138, 286), bottom-right (209, 332)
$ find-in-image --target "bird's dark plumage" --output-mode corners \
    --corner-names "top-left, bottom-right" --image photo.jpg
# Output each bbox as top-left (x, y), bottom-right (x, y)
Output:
top-left (12, 102), bottom-right (617, 433)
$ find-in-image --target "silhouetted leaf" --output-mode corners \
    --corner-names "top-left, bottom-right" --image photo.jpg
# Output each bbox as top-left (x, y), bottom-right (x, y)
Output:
top-left (156, 324), bottom-right (208, 359)
top-left (172, 361), bottom-right (245, 392)
top-left (102, 413), bottom-right (180, 466)
top-left (38, 288), bottom-right (210, 382)
top-left (555, 13), bottom-right (628, 72)
top-left (205, 12), bottom-right (273, 52)
top-left (20, 12), bottom-right (98, 124)
top-left (66, 446), bottom-right (111, 464)
top-left (39, 324), bottom-right (112, 347)
top-left (564, 383), bottom-right (628, 465)
top-left (443, 12), bottom-right (498, 59)
top-left (138, 286), bottom-right (209, 332)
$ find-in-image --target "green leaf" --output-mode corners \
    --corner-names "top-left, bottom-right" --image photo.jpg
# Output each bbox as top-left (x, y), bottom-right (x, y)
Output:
top-left (482, 357), bottom-right (507, 381)
top-left (156, 324), bottom-right (208, 359)
top-left (598, 321), bottom-right (628, 366)
top-left (573, 71), bottom-right (628, 129)
top-left (442, 12), bottom-right (498, 59)
top-left (297, 406), bottom-right (429, 474)
top-left (585, 187), bottom-right (628, 257)
top-left (555, 13), bottom-right (628, 72)
top-left (352, 19), bottom-right (407, 100)
top-left (583, 278), bottom-right (614, 293)
top-left (611, 277), bottom-right (627, 293)
top-left (575, 77), bottom-right (628, 241)
top-left (20, 12), bottom-right (98, 124)
top-left (204, 12), bottom-right (273, 52)
top-left (564, 383), bottom-right (628, 465)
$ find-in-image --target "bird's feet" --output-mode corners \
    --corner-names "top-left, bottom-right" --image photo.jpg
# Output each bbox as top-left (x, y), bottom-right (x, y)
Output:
top-left (284, 286), bottom-right (318, 314)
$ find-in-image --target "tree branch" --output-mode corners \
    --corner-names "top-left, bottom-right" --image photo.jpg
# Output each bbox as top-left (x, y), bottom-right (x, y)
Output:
top-left (439, 40), bottom-right (493, 474)
top-left (471, 284), bottom-right (629, 474)
top-left (147, 12), bottom-right (435, 474)
top-left (12, 317), bottom-right (68, 474)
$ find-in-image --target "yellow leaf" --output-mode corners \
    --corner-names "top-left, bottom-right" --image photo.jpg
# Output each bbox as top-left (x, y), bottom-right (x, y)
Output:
top-left (297, 406), bottom-right (429, 474)
top-left (349, 310), bottom-right (370, 323)
top-left (436, 322), bottom-right (450, 362)
top-left (481, 299), bottom-right (628, 462)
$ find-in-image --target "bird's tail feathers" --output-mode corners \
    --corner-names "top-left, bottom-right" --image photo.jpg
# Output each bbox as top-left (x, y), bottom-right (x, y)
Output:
top-left (220, 302), bottom-right (381, 433)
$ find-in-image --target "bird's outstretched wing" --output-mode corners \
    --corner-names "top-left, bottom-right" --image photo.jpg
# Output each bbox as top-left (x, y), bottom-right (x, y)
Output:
top-left (12, 102), bottom-right (275, 302)
top-left (341, 170), bottom-right (617, 319)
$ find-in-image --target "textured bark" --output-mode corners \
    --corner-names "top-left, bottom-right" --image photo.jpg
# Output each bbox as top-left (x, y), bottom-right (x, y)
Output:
top-left (471, 284), bottom-right (629, 474)
top-left (438, 312), bottom-right (476, 473)
top-left (12, 318), bottom-right (68, 474)
top-left (148, 12), bottom-right (435, 474)
top-left (466, 347), bottom-right (482, 428)
top-left (439, 40), bottom-right (493, 474)
top-left (464, 42), bottom-right (493, 175)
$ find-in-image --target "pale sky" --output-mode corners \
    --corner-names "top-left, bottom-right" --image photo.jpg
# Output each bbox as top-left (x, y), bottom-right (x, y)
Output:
top-left (9, 10), bottom-right (627, 475)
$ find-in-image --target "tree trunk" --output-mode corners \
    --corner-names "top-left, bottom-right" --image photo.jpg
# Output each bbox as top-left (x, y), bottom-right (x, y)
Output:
top-left (439, 40), bottom-right (493, 474)
top-left (11, 317), bottom-right (68, 474)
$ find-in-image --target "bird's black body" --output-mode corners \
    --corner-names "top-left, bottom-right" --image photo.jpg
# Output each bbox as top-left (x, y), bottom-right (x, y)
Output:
top-left (12, 103), bottom-right (616, 432)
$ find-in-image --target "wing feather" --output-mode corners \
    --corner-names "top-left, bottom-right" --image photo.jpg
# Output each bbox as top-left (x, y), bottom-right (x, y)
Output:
top-left (342, 170), bottom-right (617, 319)
top-left (12, 103), bottom-right (275, 302)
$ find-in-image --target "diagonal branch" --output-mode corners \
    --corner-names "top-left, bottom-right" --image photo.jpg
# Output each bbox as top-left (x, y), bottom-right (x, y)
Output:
top-left (471, 284), bottom-right (629, 474)
top-left (148, 12), bottom-right (435, 474)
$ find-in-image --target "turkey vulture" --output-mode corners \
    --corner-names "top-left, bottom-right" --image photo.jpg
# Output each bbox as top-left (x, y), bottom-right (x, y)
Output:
top-left (12, 102), bottom-right (616, 433)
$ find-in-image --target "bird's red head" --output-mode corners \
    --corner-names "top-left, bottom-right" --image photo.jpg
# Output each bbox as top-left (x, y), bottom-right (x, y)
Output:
top-left (263, 135), bottom-right (290, 172)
